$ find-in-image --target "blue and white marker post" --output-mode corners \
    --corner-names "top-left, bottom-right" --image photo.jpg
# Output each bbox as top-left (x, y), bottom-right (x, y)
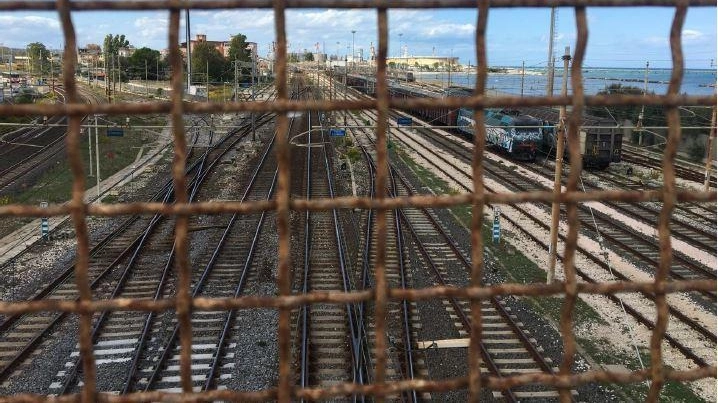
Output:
top-left (40, 201), bottom-right (49, 241)
top-left (492, 207), bottom-right (501, 244)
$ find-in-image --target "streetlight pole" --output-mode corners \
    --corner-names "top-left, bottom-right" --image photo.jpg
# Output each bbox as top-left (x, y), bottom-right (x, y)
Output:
top-left (86, 126), bottom-right (93, 177)
top-left (399, 33), bottom-right (403, 61)
top-left (95, 115), bottom-right (101, 199)
top-left (186, 9), bottom-right (192, 93)
top-left (351, 30), bottom-right (356, 72)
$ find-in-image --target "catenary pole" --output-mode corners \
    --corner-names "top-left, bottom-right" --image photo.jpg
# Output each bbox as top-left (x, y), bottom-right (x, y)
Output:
top-left (546, 7), bottom-right (556, 96)
top-left (95, 115), bottom-right (101, 199)
top-left (704, 105), bottom-right (716, 191)
top-left (547, 46), bottom-right (571, 284)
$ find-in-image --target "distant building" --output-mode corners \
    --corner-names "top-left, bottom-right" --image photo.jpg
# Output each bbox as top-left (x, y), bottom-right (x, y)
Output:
top-left (180, 34), bottom-right (257, 60)
top-left (181, 34), bottom-right (230, 58)
top-left (77, 45), bottom-right (101, 67)
top-left (118, 46), bottom-right (136, 58)
top-left (385, 56), bottom-right (460, 71)
top-left (77, 45), bottom-right (104, 79)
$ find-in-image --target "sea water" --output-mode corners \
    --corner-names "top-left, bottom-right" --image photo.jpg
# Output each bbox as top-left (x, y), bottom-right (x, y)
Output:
top-left (415, 68), bottom-right (716, 96)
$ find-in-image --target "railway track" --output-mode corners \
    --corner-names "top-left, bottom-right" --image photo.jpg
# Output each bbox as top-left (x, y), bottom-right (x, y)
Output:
top-left (329, 77), bottom-right (715, 372)
top-left (383, 116), bottom-right (716, 365)
top-left (343, 98), bottom-right (574, 400)
top-left (293, 107), bottom-right (356, 392)
top-left (0, 110), bottom-right (276, 392)
top-left (398, 123), bottom-right (717, 305)
top-left (0, 86), bottom-right (101, 194)
top-left (621, 145), bottom-right (717, 188)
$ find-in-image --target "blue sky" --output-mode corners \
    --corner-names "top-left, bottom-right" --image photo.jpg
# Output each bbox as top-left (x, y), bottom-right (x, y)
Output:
top-left (0, 6), bottom-right (715, 69)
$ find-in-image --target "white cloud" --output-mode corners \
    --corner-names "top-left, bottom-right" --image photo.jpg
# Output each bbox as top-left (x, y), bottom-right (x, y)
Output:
top-left (133, 15), bottom-right (170, 43)
top-left (682, 29), bottom-right (704, 42)
top-left (0, 15), bottom-right (60, 29)
top-left (421, 23), bottom-right (474, 38)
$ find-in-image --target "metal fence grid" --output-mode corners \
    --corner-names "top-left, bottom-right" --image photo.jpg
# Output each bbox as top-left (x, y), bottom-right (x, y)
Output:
top-left (0, 0), bottom-right (716, 402)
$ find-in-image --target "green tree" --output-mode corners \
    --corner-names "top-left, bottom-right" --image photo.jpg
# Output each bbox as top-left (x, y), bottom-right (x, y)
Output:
top-left (191, 42), bottom-right (227, 83)
top-left (227, 34), bottom-right (252, 82)
top-left (103, 34), bottom-right (131, 87)
top-left (227, 34), bottom-right (251, 63)
top-left (27, 42), bottom-right (50, 75)
top-left (103, 34), bottom-right (129, 56)
top-left (127, 47), bottom-right (162, 80)
top-left (304, 52), bottom-right (314, 62)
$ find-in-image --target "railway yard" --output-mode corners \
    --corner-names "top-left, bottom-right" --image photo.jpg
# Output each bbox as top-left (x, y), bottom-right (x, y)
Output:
top-left (0, 63), bottom-right (716, 402)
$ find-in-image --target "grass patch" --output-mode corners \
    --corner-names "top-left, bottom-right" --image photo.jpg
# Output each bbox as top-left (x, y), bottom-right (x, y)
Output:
top-left (9, 116), bottom-right (166, 206)
top-left (579, 339), bottom-right (705, 402)
top-left (392, 147), bottom-right (707, 402)
top-left (534, 296), bottom-right (607, 327)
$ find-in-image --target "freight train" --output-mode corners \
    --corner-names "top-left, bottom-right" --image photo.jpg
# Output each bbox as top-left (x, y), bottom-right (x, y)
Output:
top-left (389, 70), bottom-right (415, 82)
top-left (345, 74), bottom-right (622, 168)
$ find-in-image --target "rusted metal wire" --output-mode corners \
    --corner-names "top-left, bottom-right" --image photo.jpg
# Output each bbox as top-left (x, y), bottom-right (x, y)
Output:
top-left (1, 0), bottom-right (716, 402)
top-left (1, 94), bottom-right (715, 118)
top-left (468, 1), bottom-right (489, 401)
top-left (373, 8), bottom-right (390, 400)
top-left (0, 0), bottom-right (716, 11)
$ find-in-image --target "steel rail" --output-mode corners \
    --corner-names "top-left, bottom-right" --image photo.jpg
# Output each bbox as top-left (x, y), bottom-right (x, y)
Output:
top-left (354, 126), bottom-right (516, 403)
top-left (379, 113), bottom-right (715, 366)
top-left (59, 114), bottom-right (273, 393)
top-left (589, 169), bottom-right (716, 227)
top-left (393, 169), bottom-right (559, 377)
top-left (0, 123), bottom-right (215, 333)
top-left (319, 118), bottom-right (369, 398)
top-left (341, 77), bottom-right (712, 367)
top-left (140, 131), bottom-right (280, 393)
top-left (299, 86), bottom-right (312, 393)
top-left (374, 107), bottom-right (717, 340)
top-left (387, 168), bottom-right (418, 403)
top-left (420, 128), bottom-right (718, 263)
top-left (622, 147), bottom-right (717, 187)
top-left (52, 112), bottom-right (261, 391)
top-left (202, 166), bottom-right (280, 391)
top-left (481, 162), bottom-right (718, 285)
top-left (0, 123), bottom-right (214, 383)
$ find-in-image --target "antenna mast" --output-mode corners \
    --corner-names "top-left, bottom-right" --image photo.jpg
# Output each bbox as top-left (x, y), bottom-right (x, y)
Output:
top-left (546, 7), bottom-right (557, 96)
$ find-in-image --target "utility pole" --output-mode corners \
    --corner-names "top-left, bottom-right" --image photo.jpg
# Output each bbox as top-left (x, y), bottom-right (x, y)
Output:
top-left (118, 54), bottom-right (122, 94)
top-left (206, 59), bottom-right (210, 102)
top-left (251, 53), bottom-right (256, 140)
top-left (186, 10), bottom-right (192, 93)
top-left (351, 30), bottom-right (356, 73)
top-left (105, 50), bottom-right (110, 102)
top-left (705, 105), bottom-right (716, 191)
top-left (87, 125), bottom-right (93, 177)
top-left (520, 60), bottom-right (525, 97)
top-left (95, 115), bottom-right (101, 199)
top-left (234, 58), bottom-right (238, 102)
top-left (546, 7), bottom-right (557, 96)
top-left (448, 49), bottom-right (453, 88)
top-left (547, 46), bottom-right (571, 284)
top-left (637, 61), bottom-right (649, 146)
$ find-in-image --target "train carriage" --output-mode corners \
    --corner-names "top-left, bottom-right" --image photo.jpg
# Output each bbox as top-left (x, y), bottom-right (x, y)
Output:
top-left (340, 73), bottom-right (622, 169)
top-left (521, 106), bottom-right (622, 169)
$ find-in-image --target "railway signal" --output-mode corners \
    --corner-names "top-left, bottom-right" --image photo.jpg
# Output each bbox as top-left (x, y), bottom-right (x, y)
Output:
top-left (492, 207), bottom-right (501, 244)
top-left (40, 201), bottom-right (49, 240)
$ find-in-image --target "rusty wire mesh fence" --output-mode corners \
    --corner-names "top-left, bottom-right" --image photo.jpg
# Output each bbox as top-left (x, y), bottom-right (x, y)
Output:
top-left (0, 0), bottom-right (716, 402)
